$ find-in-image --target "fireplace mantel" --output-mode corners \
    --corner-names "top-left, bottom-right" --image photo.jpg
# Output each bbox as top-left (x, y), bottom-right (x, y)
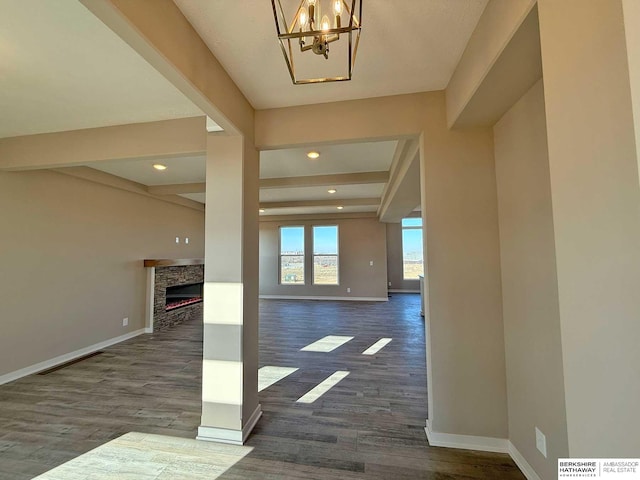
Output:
top-left (143, 258), bottom-right (204, 268)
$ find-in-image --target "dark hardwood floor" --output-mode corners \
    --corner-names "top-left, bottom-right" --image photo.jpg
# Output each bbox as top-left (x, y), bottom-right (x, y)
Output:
top-left (0, 294), bottom-right (524, 479)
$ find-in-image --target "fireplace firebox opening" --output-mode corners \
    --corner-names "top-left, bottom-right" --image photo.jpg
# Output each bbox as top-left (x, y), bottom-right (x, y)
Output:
top-left (165, 282), bottom-right (203, 311)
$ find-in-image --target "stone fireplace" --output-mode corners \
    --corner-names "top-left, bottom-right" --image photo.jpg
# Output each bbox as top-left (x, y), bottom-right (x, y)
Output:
top-left (144, 259), bottom-right (204, 331)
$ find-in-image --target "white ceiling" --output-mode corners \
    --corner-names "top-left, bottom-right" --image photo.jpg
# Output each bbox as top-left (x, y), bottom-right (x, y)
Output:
top-left (0, 1), bottom-right (452, 218)
top-left (174, 0), bottom-right (488, 109)
top-left (92, 155), bottom-right (206, 186)
top-left (0, 0), bottom-right (203, 139)
top-left (260, 183), bottom-right (384, 202)
top-left (260, 141), bottom-right (397, 178)
top-left (260, 205), bottom-right (379, 216)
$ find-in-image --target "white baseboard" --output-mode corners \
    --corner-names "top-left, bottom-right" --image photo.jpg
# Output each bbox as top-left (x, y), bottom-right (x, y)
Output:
top-left (0, 328), bottom-right (147, 386)
top-left (144, 327), bottom-right (153, 334)
top-left (197, 404), bottom-right (262, 445)
top-left (388, 289), bottom-right (420, 294)
top-left (259, 295), bottom-right (388, 302)
top-left (508, 441), bottom-right (542, 480)
top-left (424, 419), bottom-right (508, 453)
top-left (242, 404), bottom-right (263, 442)
top-left (424, 420), bottom-right (542, 479)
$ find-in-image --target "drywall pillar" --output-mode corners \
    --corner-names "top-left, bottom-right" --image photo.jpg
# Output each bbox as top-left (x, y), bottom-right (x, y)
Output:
top-left (538, 0), bottom-right (640, 456)
top-left (198, 133), bottom-right (261, 444)
top-left (420, 95), bottom-right (509, 446)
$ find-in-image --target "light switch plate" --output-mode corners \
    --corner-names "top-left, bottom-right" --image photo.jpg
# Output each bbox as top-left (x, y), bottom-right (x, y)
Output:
top-left (535, 427), bottom-right (547, 457)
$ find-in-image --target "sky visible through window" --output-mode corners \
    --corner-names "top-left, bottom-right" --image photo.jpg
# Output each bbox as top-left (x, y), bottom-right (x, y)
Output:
top-left (280, 227), bottom-right (304, 253)
top-left (402, 218), bottom-right (423, 279)
top-left (313, 226), bottom-right (338, 254)
top-left (280, 226), bottom-right (338, 253)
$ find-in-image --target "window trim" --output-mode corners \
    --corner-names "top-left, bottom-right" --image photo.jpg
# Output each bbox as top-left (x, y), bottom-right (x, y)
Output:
top-left (279, 225), bottom-right (305, 286)
top-left (312, 225), bottom-right (339, 286)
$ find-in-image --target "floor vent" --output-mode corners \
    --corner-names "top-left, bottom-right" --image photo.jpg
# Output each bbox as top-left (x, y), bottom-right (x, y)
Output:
top-left (37, 351), bottom-right (105, 375)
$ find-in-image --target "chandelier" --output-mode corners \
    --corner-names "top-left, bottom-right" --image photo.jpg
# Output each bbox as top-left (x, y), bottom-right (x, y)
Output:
top-left (270, 0), bottom-right (362, 84)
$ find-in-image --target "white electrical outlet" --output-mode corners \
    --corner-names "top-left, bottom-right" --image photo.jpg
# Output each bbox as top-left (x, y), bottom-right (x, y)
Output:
top-left (535, 427), bottom-right (547, 458)
top-left (185, 237), bottom-right (189, 244)
top-left (175, 237), bottom-right (180, 244)
top-left (369, 260), bottom-right (374, 266)
top-left (122, 317), bottom-right (129, 327)
top-left (388, 281), bottom-right (392, 286)
top-left (347, 287), bottom-right (351, 293)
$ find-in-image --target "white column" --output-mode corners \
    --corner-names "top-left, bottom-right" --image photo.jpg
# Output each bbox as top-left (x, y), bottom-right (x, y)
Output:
top-left (197, 133), bottom-right (261, 445)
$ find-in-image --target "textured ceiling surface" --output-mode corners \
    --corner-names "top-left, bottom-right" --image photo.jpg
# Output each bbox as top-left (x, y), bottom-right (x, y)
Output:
top-left (175, 0), bottom-right (488, 109)
top-left (0, 0), bottom-right (202, 138)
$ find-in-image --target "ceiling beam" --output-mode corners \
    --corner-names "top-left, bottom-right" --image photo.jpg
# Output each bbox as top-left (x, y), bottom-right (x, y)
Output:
top-left (259, 198), bottom-right (380, 209)
top-left (259, 171), bottom-right (389, 189)
top-left (81, 0), bottom-right (253, 137)
top-left (0, 116), bottom-right (206, 171)
top-left (147, 183), bottom-right (206, 195)
top-left (255, 93), bottom-right (427, 150)
top-left (53, 167), bottom-right (204, 212)
top-left (378, 138), bottom-right (421, 222)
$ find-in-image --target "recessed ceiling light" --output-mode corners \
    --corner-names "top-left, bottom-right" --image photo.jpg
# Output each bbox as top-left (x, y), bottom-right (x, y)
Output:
top-left (153, 164), bottom-right (167, 171)
top-left (328, 188), bottom-right (337, 194)
top-left (337, 206), bottom-right (344, 210)
top-left (259, 209), bottom-right (265, 213)
top-left (307, 151), bottom-right (320, 159)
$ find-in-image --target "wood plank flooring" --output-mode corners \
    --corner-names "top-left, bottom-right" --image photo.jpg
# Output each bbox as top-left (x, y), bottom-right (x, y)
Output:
top-left (0, 294), bottom-right (525, 479)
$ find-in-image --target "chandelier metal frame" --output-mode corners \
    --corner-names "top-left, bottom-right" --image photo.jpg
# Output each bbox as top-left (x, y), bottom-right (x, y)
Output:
top-left (270, 0), bottom-right (362, 84)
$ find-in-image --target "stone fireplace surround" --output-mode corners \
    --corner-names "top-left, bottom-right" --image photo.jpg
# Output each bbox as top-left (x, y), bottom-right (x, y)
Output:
top-left (144, 259), bottom-right (204, 331)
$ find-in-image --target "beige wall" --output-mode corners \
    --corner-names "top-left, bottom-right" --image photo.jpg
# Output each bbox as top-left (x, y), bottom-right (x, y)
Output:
top-left (420, 94), bottom-right (508, 438)
top-left (385, 222), bottom-right (420, 292)
top-left (539, 0), bottom-right (640, 456)
top-left (494, 79), bottom-right (568, 478)
top-left (623, 0), bottom-right (640, 184)
top-left (259, 217), bottom-right (388, 300)
top-left (0, 169), bottom-right (204, 377)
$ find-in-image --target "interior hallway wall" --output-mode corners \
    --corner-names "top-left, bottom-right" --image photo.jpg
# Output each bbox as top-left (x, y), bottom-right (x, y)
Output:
top-left (0, 169), bottom-right (204, 377)
top-left (538, 0), bottom-right (640, 456)
top-left (494, 79), bottom-right (569, 479)
top-left (421, 93), bottom-right (508, 439)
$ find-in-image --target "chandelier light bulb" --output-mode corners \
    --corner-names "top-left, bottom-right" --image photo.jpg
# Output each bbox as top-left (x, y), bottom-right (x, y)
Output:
top-left (334, 0), bottom-right (342, 28)
top-left (321, 15), bottom-right (330, 32)
top-left (307, 0), bottom-right (316, 24)
top-left (299, 8), bottom-right (308, 28)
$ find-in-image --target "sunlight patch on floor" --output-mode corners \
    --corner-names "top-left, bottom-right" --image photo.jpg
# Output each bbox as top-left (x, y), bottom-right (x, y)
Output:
top-left (300, 335), bottom-right (354, 352)
top-left (258, 366), bottom-right (299, 392)
top-left (34, 432), bottom-right (254, 480)
top-left (362, 338), bottom-right (393, 355)
top-left (296, 371), bottom-right (350, 404)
